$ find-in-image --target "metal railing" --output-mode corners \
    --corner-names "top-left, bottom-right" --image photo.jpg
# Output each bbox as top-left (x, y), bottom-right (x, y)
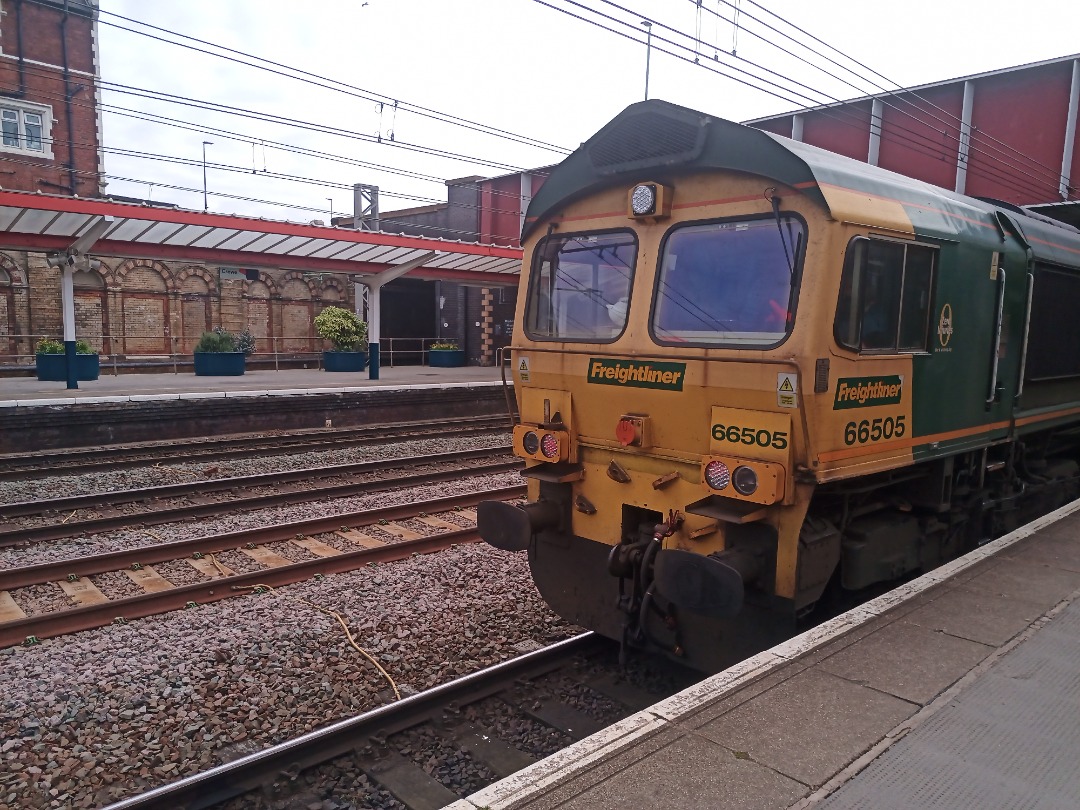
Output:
top-left (0, 333), bottom-right (447, 374)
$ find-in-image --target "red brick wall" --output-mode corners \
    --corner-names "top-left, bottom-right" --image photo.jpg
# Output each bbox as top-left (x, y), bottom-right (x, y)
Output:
top-left (0, 1), bottom-right (100, 195)
top-left (1, 251), bottom-right (357, 362)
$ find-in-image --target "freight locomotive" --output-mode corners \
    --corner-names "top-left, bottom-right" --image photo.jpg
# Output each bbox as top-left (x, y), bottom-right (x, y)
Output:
top-left (478, 99), bottom-right (1080, 672)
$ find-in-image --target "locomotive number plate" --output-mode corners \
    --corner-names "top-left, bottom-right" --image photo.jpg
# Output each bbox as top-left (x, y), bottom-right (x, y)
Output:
top-left (709, 407), bottom-right (791, 463)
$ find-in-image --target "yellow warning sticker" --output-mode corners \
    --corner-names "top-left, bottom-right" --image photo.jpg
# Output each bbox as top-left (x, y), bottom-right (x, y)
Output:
top-left (518, 356), bottom-right (530, 382)
top-left (777, 372), bottom-right (797, 409)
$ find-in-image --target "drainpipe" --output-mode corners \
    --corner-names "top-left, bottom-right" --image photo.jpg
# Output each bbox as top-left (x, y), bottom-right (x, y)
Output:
top-left (12, 0), bottom-right (27, 97)
top-left (61, 1), bottom-right (78, 193)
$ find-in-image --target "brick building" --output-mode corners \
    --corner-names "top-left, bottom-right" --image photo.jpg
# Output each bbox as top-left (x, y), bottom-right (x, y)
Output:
top-left (375, 175), bottom-right (537, 365)
top-left (0, 0), bottom-right (102, 196)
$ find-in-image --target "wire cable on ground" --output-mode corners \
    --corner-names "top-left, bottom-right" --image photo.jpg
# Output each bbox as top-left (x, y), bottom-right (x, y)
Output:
top-left (244, 582), bottom-right (402, 701)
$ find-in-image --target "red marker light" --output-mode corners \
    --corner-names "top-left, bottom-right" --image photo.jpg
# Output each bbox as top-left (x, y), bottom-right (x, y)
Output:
top-left (540, 433), bottom-right (560, 459)
top-left (615, 418), bottom-right (637, 446)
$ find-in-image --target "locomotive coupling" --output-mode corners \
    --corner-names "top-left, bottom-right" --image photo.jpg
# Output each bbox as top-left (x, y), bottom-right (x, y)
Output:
top-left (477, 500), bottom-right (561, 551)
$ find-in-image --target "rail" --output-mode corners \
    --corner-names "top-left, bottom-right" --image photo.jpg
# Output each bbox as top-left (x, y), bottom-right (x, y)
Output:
top-left (100, 633), bottom-right (601, 810)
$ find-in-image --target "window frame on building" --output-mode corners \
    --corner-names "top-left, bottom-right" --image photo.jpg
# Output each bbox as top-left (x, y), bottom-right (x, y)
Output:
top-left (0, 101), bottom-right (53, 158)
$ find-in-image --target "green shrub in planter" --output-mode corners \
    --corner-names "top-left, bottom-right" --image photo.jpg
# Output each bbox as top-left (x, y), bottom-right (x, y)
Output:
top-left (428, 339), bottom-right (465, 368)
top-left (35, 337), bottom-right (99, 381)
top-left (315, 306), bottom-right (368, 371)
top-left (193, 330), bottom-right (245, 376)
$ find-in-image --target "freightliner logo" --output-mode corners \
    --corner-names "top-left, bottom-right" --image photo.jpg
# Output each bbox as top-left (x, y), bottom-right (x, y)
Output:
top-left (587, 358), bottom-right (686, 391)
top-left (833, 375), bottom-right (903, 409)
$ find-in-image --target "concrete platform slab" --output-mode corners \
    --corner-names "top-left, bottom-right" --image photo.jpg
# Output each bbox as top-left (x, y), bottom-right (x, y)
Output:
top-left (696, 668), bottom-right (916, 787)
top-left (816, 620), bottom-right (992, 705)
top-left (556, 731), bottom-right (807, 810)
top-left (818, 599), bottom-right (1080, 810)
top-left (904, 581), bottom-right (1047, 646)
top-left (958, 558), bottom-right (1080, 612)
top-left (1001, 531), bottom-right (1080, 571)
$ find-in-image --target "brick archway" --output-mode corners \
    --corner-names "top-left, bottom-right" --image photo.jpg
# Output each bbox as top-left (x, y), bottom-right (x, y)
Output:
top-left (115, 258), bottom-right (173, 353)
top-left (176, 266), bottom-right (217, 352)
top-left (0, 253), bottom-right (18, 356)
top-left (318, 277), bottom-right (347, 305)
top-left (279, 271), bottom-right (317, 352)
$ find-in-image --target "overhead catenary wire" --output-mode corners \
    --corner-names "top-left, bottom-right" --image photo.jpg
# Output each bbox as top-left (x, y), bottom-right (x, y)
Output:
top-left (610, 0), bottom-right (1071, 201)
top-left (22, 0), bottom-right (572, 156)
top-left (536, 0), bottom-right (1064, 203)
top-left (695, 0), bottom-right (1072, 197)
top-left (4, 78), bottom-right (549, 232)
top-left (12, 0), bottom-right (1068, 218)
top-left (0, 152), bottom-right (504, 241)
top-left (738, 0), bottom-right (1071, 187)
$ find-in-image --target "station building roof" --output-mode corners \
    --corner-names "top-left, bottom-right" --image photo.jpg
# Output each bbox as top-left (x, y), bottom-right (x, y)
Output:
top-left (0, 189), bottom-right (523, 285)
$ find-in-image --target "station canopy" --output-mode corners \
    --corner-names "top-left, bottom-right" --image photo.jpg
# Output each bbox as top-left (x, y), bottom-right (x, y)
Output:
top-left (0, 190), bottom-right (522, 285)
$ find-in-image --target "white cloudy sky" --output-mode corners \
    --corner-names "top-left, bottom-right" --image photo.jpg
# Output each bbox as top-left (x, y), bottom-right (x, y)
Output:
top-left (96, 0), bottom-right (1080, 234)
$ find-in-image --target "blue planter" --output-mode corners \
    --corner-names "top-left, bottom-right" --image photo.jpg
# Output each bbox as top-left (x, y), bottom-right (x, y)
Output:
top-left (36, 353), bottom-right (99, 382)
top-left (323, 351), bottom-right (367, 372)
top-left (428, 349), bottom-right (465, 367)
top-left (194, 352), bottom-right (246, 376)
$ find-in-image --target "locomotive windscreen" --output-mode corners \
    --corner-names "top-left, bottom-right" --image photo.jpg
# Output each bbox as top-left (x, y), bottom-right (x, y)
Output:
top-left (651, 216), bottom-right (802, 346)
top-left (524, 231), bottom-right (637, 342)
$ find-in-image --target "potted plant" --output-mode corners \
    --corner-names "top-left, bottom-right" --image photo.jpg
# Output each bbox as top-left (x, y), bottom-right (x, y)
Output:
top-left (427, 339), bottom-right (465, 368)
top-left (193, 328), bottom-right (246, 376)
top-left (35, 338), bottom-right (100, 382)
top-left (314, 306), bottom-right (368, 372)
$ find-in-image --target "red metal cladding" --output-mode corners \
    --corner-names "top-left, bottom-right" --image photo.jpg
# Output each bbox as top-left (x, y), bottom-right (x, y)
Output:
top-left (800, 100), bottom-right (875, 163)
top-left (966, 62), bottom-right (1075, 204)
top-left (877, 84), bottom-right (966, 191)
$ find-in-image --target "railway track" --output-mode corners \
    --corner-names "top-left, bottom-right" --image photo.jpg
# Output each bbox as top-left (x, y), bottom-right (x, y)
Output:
top-left (0, 487), bottom-right (525, 647)
top-left (0, 447), bottom-right (520, 547)
top-left (0, 415), bottom-right (511, 481)
top-left (99, 633), bottom-right (698, 810)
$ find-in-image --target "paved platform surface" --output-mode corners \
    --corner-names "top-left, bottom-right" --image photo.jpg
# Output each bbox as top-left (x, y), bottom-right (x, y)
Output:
top-left (452, 501), bottom-right (1080, 810)
top-left (0, 365), bottom-right (504, 407)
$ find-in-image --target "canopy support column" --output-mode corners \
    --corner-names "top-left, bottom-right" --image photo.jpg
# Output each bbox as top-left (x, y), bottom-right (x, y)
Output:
top-left (44, 215), bottom-right (113, 390)
top-left (361, 250), bottom-right (437, 380)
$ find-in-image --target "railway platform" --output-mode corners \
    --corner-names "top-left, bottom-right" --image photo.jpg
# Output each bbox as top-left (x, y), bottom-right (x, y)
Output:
top-left (0, 364), bottom-right (503, 406)
top-left (0, 366), bottom-right (510, 453)
top-left (453, 500), bottom-right (1080, 810)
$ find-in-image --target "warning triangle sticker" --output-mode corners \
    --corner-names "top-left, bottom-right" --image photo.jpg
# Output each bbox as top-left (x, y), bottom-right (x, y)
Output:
top-left (779, 377), bottom-right (794, 392)
top-left (518, 359), bottom-right (528, 371)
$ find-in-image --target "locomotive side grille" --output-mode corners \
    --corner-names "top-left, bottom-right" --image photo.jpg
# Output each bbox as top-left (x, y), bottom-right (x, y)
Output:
top-left (587, 111), bottom-right (707, 175)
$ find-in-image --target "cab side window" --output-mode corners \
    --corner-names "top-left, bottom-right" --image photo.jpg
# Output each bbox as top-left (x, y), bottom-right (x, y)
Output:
top-left (835, 237), bottom-right (935, 353)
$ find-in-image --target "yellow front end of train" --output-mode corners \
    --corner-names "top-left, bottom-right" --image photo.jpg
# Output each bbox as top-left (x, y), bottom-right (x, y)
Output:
top-left (479, 167), bottom-right (843, 671)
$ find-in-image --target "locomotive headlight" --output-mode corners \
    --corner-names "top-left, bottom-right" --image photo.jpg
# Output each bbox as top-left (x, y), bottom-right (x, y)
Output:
top-left (630, 184), bottom-right (656, 216)
top-left (521, 431), bottom-right (540, 455)
top-left (540, 433), bottom-right (560, 459)
top-left (704, 460), bottom-right (730, 491)
top-left (732, 465), bottom-right (759, 496)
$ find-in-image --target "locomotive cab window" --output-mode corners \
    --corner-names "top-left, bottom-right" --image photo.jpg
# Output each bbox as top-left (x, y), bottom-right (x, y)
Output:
top-left (651, 216), bottom-right (804, 346)
top-left (835, 237), bottom-right (936, 353)
top-left (524, 230), bottom-right (636, 342)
